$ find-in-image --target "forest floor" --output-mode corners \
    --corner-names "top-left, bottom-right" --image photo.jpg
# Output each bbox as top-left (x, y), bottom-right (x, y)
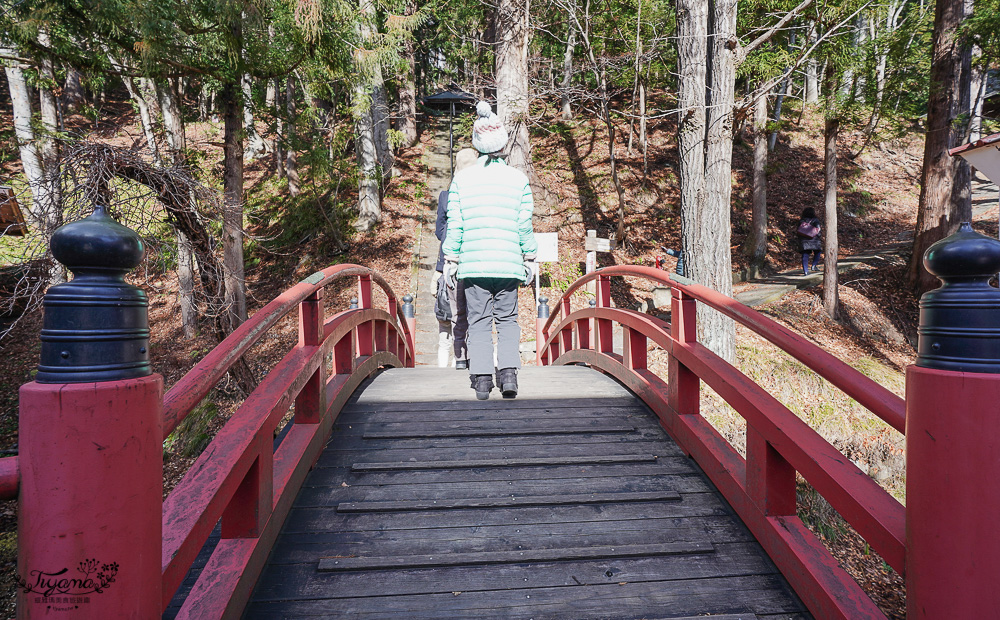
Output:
top-left (1, 88), bottom-right (998, 618)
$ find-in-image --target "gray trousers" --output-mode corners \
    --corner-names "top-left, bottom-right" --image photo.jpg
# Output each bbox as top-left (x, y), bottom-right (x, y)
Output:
top-left (462, 278), bottom-right (521, 376)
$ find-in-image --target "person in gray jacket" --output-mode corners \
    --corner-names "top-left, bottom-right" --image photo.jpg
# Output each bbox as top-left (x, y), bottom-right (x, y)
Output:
top-left (443, 101), bottom-right (537, 400)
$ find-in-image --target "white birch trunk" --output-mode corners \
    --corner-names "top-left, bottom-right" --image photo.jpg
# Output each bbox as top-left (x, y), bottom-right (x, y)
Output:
top-left (107, 54), bottom-right (161, 166)
top-left (157, 79), bottom-right (186, 161)
top-left (2, 44), bottom-right (48, 232)
top-left (805, 23), bottom-right (819, 103)
top-left (177, 230), bottom-right (198, 338)
top-left (242, 74), bottom-right (268, 159)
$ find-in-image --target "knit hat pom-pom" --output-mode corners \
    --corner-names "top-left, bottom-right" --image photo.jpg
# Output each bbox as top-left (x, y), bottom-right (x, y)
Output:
top-left (476, 101), bottom-right (493, 118)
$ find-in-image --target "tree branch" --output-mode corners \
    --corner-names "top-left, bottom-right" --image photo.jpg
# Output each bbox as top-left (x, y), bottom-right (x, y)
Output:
top-left (738, 0), bottom-right (814, 63)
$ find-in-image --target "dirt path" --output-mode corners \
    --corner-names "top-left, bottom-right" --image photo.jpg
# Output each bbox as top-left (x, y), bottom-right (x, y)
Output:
top-left (411, 121), bottom-right (453, 366)
top-left (733, 173), bottom-right (999, 307)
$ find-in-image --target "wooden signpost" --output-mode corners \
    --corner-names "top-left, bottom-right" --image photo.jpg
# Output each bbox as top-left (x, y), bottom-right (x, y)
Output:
top-left (0, 186), bottom-right (27, 236)
top-left (585, 229), bottom-right (613, 295)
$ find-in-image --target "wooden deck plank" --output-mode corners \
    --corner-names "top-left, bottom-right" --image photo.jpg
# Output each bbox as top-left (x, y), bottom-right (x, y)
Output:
top-left (267, 516), bottom-right (756, 565)
top-left (279, 496), bottom-right (730, 533)
top-left (243, 367), bottom-right (808, 619)
top-left (245, 573), bottom-right (803, 618)
top-left (318, 541), bottom-right (714, 571)
top-left (349, 453), bottom-right (660, 470)
top-left (307, 461), bottom-right (699, 486)
top-left (251, 543), bottom-right (783, 601)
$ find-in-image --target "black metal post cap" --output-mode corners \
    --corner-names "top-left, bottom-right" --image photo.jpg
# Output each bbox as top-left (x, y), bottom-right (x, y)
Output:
top-left (37, 205), bottom-right (151, 383)
top-left (917, 222), bottom-right (1000, 373)
top-left (401, 295), bottom-right (415, 319)
top-left (537, 296), bottom-right (549, 319)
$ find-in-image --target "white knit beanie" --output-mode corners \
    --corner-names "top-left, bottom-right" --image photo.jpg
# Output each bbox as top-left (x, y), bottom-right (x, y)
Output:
top-left (471, 101), bottom-right (508, 154)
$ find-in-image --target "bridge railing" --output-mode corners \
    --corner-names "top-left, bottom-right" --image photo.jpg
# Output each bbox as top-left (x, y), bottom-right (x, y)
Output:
top-left (537, 266), bottom-right (904, 620)
top-left (14, 211), bottom-right (415, 619)
top-left (159, 265), bottom-right (414, 618)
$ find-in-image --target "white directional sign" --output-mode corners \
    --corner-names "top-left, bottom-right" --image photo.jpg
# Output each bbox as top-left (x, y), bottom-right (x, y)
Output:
top-left (535, 233), bottom-right (559, 263)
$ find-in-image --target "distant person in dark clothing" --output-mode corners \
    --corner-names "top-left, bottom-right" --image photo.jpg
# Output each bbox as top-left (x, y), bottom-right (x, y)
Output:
top-left (431, 148), bottom-right (479, 368)
top-left (796, 207), bottom-right (822, 276)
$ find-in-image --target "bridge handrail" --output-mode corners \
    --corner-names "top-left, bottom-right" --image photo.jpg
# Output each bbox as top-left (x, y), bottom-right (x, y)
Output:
top-left (162, 264), bottom-right (411, 437)
top-left (542, 265), bottom-right (905, 433)
top-left (538, 266), bottom-right (907, 619)
top-left (159, 268), bottom-right (413, 616)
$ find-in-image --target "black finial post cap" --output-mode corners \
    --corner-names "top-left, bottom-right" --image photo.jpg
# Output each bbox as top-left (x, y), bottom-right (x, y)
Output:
top-left (917, 222), bottom-right (1000, 373)
top-left (37, 205), bottom-right (151, 383)
top-left (537, 296), bottom-right (550, 319)
top-left (401, 294), bottom-right (415, 319)
top-left (349, 297), bottom-right (359, 310)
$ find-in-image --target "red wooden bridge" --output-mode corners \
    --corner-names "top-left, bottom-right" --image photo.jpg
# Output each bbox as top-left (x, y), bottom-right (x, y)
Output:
top-left (7, 217), bottom-right (1000, 619)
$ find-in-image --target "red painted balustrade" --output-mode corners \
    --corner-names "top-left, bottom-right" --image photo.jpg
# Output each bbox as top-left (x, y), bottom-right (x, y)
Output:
top-left (159, 265), bottom-right (414, 618)
top-left (536, 266), bottom-right (905, 620)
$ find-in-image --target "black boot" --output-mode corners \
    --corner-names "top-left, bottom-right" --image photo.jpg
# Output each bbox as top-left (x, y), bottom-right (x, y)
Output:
top-left (456, 359), bottom-right (468, 370)
top-left (471, 374), bottom-right (494, 400)
top-left (496, 368), bottom-right (518, 399)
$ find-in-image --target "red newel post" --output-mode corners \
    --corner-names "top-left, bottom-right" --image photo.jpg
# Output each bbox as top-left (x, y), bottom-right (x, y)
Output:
top-left (906, 223), bottom-right (1000, 618)
top-left (17, 206), bottom-right (162, 619)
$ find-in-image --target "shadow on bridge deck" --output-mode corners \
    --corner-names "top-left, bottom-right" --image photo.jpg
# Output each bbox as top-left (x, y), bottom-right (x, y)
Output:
top-left (241, 366), bottom-right (809, 619)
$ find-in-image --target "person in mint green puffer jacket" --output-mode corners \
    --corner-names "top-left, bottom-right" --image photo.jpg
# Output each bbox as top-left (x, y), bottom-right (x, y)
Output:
top-left (441, 155), bottom-right (537, 279)
top-left (442, 101), bottom-right (537, 401)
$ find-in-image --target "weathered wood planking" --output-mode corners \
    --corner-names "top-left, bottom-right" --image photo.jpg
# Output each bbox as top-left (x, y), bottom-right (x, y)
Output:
top-left (244, 367), bottom-right (809, 619)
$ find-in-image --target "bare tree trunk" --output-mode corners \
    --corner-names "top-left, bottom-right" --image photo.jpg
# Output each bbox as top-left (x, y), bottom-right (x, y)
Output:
top-left (275, 79), bottom-right (286, 179)
top-left (2, 44), bottom-right (48, 232)
top-left (354, 91), bottom-right (381, 231)
top-left (561, 18), bottom-right (576, 120)
top-left (155, 78), bottom-right (202, 338)
top-left (627, 0), bottom-right (643, 155)
top-left (221, 78), bottom-right (248, 328)
top-left (177, 230), bottom-right (197, 338)
top-left (805, 22), bottom-right (819, 103)
top-left (496, 0), bottom-right (543, 204)
top-left (743, 94), bottom-right (769, 279)
top-left (676, 0), bottom-right (709, 310)
top-left (767, 79), bottom-right (788, 151)
top-left (107, 55), bottom-right (161, 165)
top-left (398, 1), bottom-right (419, 147)
top-left (243, 74), bottom-right (268, 160)
top-left (700, 0), bottom-right (738, 362)
top-left (823, 113), bottom-right (840, 319)
top-left (36, 30), bottom-right (64, 282)
top-left (286, 76), bottom-right (300, 197)
top-left (354, 0), bottom-right (382, 232)
top-left (62, 67), bottom-right (85, 113)
top-left (373, 82), bottom-right (393, 175)
top-left (157, 79), bottom-right (186, 159)
top-left (638, 79), bottom-right (647, 152)
top-left (908, 0), bottom-right (972, 293)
